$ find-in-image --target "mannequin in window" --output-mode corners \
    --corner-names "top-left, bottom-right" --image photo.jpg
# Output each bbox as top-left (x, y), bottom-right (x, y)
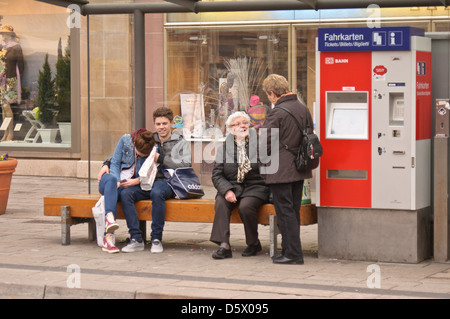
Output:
top-left (0, 24), bottom-right (24, 142)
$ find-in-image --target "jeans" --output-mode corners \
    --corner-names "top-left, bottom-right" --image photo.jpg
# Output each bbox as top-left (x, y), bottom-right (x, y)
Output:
top-left (120, 179), bottom-right (173, 242)
top-left (98, 174), bottom-right (122, 219)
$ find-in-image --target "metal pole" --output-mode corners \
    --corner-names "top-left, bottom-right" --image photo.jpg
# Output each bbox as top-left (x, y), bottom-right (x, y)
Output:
top-left (87, 14), bottom-right (91, 194)
top-left (434, 136), bottom-right (450, 262)
top-left (434, 98), bottom-right (450, 262)
top-left (134, 9), bottom-right (146, 130)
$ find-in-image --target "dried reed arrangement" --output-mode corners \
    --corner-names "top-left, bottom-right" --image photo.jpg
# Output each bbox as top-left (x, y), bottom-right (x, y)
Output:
top-left (224, 57), bottom-right (267, 109)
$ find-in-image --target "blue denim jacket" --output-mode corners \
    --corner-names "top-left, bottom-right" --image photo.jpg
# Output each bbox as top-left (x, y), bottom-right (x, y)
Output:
top-left (109, 134), bottom-right (147, 181)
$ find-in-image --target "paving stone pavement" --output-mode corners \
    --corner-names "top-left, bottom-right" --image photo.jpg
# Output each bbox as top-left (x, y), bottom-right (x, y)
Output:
top-left (1, 174), bottom-right (450, 302)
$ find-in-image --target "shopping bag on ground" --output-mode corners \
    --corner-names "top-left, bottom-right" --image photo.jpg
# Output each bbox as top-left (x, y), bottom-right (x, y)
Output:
top-left (92, 196), bottom-right (105, 247)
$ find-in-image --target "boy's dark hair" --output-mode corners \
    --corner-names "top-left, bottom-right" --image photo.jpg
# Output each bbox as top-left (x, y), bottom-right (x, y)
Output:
top-left (153, 107), bottom-right (174, 122)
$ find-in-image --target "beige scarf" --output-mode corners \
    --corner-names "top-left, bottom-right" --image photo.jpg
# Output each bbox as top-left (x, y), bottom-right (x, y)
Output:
top-left (236, 136), bottom-right (251, 183)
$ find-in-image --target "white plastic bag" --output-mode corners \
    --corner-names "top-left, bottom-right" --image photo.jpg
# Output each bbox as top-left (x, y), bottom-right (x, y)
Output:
top-left (92, 196), bottom-right (105, 247)
top-left (139, 145), bottom-right (159, 191)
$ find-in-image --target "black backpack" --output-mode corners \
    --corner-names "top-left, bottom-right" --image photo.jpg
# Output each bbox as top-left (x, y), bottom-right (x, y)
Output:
top-left (278, 106), bottom-right (322, 172)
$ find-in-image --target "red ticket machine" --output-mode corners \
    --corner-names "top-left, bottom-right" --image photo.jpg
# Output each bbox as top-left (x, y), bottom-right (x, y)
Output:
top-left (316, 27), bottom-right (432, 210)
top-left (315, 27), bottom-right (432, 262)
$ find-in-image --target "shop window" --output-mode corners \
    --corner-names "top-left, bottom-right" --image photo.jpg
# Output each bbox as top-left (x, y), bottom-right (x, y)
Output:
top-left (166, 26), bottom-right (289, 139)
top-left (0, 1), bottom-right (71, 148)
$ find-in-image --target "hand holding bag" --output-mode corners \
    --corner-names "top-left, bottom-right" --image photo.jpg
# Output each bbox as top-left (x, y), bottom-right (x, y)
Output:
top-left (139, 145), bottom-right (159, 191)
top-left (163, 167), bottom-right (205, 199)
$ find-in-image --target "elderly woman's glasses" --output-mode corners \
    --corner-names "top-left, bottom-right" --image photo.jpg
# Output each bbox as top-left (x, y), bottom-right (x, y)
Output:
top-left (231, 121), bottom-right (249, 127)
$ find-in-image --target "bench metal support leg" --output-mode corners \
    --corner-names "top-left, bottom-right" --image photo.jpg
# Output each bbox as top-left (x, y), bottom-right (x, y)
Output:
top-left (88, 219), bottom-right (96, 242)
top-left (269, 215), bottom-right (280, 258)
top-left (61, 206), bottom-right (71, 246)
top-left (61, 205), bottom-right (95, 245)
top-left (139, 220), bottom-right (147, 243)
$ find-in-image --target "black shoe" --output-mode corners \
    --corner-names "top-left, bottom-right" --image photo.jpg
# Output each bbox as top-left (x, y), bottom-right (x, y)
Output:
top-left (212, 247), bottom-right (232, 259)
top-left (271, 253), bottom-right (284, 260)
top-left (272, 255), bottom-right (304, 265)
top-left (271, 250), bottom-right (286, 260)
top-left (242, 241), bottom-right (262, 257)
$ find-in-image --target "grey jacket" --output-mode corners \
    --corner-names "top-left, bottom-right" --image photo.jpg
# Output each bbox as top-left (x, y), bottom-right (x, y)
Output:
top-left (154, 130), bottom-right (192, 180)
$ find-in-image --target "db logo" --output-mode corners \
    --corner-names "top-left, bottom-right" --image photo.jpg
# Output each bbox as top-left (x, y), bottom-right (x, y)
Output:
top-left (188, 184), bottom-right (202, 190)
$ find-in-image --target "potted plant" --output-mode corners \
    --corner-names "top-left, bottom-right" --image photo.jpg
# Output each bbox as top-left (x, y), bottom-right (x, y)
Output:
top-left (36, 53), bottom-right (58, 143)
top-left (55, 37), bottom-right (71, 144)
top-left (0, 153), bottom-right (17, 215)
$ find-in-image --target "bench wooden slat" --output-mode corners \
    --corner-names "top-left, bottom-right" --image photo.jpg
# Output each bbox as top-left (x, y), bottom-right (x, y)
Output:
top-left (44, 194), bottom-right (317, 226)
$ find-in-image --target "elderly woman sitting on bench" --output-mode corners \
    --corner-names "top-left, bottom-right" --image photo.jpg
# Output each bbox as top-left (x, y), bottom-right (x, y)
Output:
top-left (210, 111), bottom-right (270, 259)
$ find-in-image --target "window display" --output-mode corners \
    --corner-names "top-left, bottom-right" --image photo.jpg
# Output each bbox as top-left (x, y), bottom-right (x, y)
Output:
top-left (0, 24), bottom-right (24, 142)
top-left (0, 3), bottom-right (71, 147)
top-left (166, 26), bottom-right (289, 139)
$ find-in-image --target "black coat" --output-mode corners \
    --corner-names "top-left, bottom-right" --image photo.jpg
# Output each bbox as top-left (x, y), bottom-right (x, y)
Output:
top-left (260, 94), bottom-right (313, 184)
top-left (212, 128), bottom-right (270, 202)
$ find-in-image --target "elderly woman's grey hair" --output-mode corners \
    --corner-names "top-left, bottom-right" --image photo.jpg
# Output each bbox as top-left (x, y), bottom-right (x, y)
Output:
top-left (225, 111), bottom-right (251, 128)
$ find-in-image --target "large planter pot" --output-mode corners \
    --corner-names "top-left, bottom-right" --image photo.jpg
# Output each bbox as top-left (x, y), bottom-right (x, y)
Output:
top-left (38, 128), bottom-right (59, 143)
top-left (58, 122), bottom-right (71, 144)
top-left (0, 158), bottom-right (18, 215)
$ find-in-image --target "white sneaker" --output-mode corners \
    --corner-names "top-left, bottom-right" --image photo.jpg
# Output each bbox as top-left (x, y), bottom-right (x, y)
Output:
top-left (121, 239), bottom-right (145, 253)
top-left (150, 239), bottom-right (163, 253)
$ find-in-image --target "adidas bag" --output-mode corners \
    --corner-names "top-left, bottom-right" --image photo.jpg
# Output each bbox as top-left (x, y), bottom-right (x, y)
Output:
top-left (163, 167), bottom-right (205, 199)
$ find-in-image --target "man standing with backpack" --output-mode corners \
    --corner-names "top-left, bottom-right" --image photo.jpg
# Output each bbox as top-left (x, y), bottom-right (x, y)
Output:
top-left (260, 74), bottom-right (314, 265)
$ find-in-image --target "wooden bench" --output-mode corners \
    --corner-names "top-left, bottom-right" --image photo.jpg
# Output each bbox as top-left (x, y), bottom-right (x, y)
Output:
top-left (43, 194), bottom-right (317, 257)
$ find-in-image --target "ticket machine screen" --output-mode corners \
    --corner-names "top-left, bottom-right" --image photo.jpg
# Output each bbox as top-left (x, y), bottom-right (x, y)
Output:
top-left (326, 92), bottom-right (369, 140)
